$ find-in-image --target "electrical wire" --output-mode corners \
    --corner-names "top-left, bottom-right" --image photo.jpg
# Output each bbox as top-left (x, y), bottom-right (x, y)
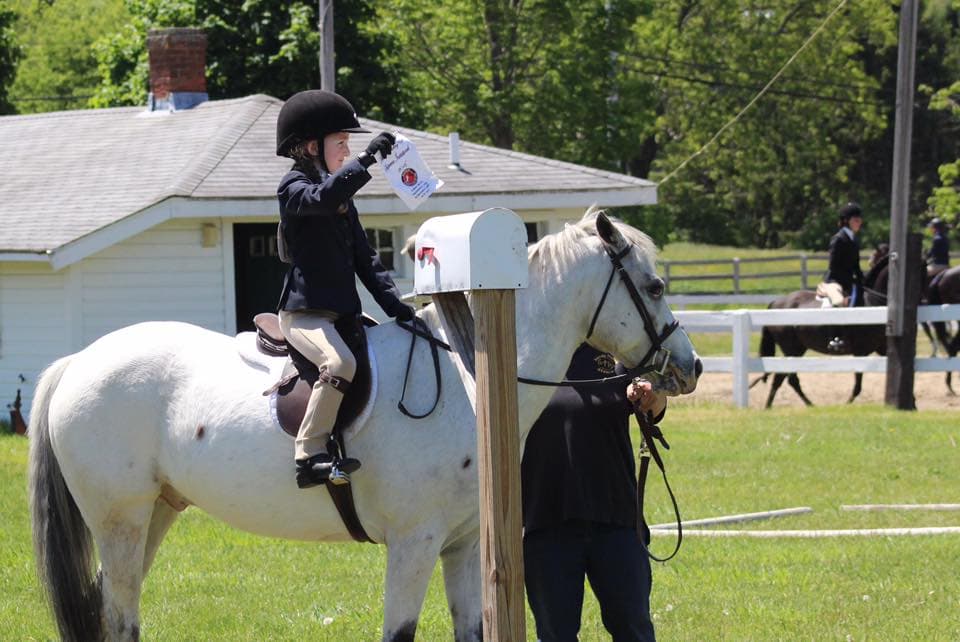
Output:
top-left (657, 0), bottom-right (853, 186)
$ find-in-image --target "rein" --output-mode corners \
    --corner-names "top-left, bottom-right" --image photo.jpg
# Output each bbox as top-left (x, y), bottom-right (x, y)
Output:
top-left (396, 317), bottom-right (443, 419)
top-left (632, 399), bottom-right (682, 561)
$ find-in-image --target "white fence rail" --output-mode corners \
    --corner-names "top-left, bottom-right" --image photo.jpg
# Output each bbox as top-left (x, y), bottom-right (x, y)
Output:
top-left (675, 305), bottom-right (960, 407)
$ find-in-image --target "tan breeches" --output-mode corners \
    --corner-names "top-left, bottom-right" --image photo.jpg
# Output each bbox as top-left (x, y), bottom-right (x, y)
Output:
top-left (928, 264), bottom-right (948, 278)
top-left (279, 310), bottom-right (357, 461)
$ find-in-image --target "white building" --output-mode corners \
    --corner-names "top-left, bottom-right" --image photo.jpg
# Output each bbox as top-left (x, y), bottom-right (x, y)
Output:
top-left (0, 29), bottom-right (657, 417)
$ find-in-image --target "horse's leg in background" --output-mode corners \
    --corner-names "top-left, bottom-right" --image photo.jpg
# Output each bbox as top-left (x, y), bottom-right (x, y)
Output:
top-left (933, 321), bottom-right (952, 357)
top-left (946, 331), bottom-right (960, 396)
top-left (382, 529), bottom-right (446, 641)
top-left (847, 372), bottom-right (864, 403)
top-left (753, 327), bottom-right (776, 391)
top-left (765, 373), bottom-right (789, 408)
top-left (439, 533), bottom-right (482, 642)
top-left (785, 373), bottom-right (814, 406)
top-left (922, 322), bottom-right (939, 357)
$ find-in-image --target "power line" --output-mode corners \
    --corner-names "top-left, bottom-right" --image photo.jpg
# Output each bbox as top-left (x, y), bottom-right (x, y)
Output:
top-left (657, 0), bottom-right (853, 186)
top-left (623, 51), bottom-right (889, 96)
top-left (619, 62), bottom-right (886, 107)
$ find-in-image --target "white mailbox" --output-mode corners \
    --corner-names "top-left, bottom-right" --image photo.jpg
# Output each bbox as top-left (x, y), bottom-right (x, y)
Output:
top-left (414, 208), bottom-right (528, 294)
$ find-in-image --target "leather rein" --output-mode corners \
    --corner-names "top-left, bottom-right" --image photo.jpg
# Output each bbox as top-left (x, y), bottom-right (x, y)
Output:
top-left (396, 241), bottom-right (684, 559)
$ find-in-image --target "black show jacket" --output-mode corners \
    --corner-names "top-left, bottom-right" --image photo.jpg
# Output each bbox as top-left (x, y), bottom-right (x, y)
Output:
top-left (276, 158), bottom-right (405, 317)
top-left (825, 228), bottom-right (863, 295)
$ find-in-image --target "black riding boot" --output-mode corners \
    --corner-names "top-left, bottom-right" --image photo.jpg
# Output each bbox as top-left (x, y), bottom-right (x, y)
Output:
top-left (295, 453), bottom-right (362, 488)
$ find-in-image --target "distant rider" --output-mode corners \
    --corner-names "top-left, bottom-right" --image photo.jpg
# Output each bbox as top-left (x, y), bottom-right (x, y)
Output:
top-left (926, 217), bottom-right (950, 279)
top-left (823, 202), bottom-right (864, 352)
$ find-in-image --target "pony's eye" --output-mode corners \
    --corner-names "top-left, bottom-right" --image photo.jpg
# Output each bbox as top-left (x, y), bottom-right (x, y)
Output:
top-left (647, 281), bottom-right (664, 299)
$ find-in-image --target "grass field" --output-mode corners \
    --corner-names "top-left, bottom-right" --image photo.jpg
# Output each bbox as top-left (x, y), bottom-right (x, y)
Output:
top-left (3, 403), bottom-right (959, 641)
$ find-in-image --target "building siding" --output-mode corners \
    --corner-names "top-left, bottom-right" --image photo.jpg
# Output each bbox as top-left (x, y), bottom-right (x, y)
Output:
top-left (0, 262), bottom-right (69, 418)
top-left (80, 219), bottom-right (227, 344)
top-left (2, 219), bottom-right (228, 420)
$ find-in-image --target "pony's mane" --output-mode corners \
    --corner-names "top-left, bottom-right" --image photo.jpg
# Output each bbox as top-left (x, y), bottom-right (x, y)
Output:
top-left (528, 207), bottom-right (658, 270)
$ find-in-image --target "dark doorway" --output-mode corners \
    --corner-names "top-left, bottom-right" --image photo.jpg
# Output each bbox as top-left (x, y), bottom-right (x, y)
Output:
top-left (234, 223), bottom-right (287, 332)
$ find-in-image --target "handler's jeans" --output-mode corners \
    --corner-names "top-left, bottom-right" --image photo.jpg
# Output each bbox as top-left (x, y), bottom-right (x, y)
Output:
top-left (523, 520), bottom-right (655, 642)
top-left (279, 309), bottom-right (356, 461)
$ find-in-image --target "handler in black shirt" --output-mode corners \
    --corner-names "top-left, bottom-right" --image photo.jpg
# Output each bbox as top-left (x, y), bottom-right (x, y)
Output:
top-left (522, 343), bottom-right (665, 642)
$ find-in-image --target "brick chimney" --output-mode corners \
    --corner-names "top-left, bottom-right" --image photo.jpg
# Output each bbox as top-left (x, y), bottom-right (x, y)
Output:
top-left (146, 28), bottom-right (209, 111)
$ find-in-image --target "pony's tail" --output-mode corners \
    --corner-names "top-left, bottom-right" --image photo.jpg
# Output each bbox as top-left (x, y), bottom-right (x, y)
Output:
top-left (28, 356), bottom-right (103, 642)
top-left (749, 327), bottom-right (777, 387)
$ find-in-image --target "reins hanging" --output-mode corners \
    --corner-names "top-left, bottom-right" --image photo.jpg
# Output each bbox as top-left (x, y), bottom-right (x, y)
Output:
top-left (396, 317), bottom-right (443, 419)
top-left (633, 400), bottom-right (682, 562)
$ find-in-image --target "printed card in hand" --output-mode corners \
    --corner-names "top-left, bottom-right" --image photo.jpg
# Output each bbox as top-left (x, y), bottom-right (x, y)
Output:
top-left (376, 133), bottom-right (444, 210)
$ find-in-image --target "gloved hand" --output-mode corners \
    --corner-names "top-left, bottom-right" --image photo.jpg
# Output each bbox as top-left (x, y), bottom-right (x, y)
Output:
top-left (365, 132), bottom-right (396, 161)
top-left (394, 303), bottom-right (415, 323)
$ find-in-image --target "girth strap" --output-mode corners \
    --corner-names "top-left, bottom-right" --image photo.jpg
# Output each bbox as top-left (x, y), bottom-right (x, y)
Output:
top-left (322, 434), bottom-right (374, 543)
top-left (325, 481), bottom-right (375, 543)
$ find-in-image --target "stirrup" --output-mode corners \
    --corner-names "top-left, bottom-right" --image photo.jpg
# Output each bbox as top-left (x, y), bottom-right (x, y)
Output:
top-left (328, 468), bottom-right (350, 486)
top-left (328, 456), bottom-right (361, 486)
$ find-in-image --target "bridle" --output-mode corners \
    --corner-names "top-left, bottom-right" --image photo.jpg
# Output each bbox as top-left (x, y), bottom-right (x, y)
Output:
top-left (518, 241), bottom-right (681, 386)
top-left (399, 240), bottom-right (683, 393)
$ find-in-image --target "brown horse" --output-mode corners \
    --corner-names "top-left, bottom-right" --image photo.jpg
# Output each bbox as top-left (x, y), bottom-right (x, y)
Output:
top-left (751, 249), bottom-right (892, 408)
top-left (925, 265), bottom-right (960, 394)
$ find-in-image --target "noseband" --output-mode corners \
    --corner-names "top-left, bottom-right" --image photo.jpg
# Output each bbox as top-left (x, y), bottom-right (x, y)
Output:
top-left (586, 243), bottom-right (680, 378)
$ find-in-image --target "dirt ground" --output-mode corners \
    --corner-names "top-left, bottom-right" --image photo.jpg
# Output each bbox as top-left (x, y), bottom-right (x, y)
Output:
top-left (671, 370), bottom-right (960, 411)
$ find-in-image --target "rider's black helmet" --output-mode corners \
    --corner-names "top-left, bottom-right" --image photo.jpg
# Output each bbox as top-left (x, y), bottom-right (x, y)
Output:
top-left (276, 90), bottom-right (370, 157)
top-left (838, 201), bottom-right (862, 222)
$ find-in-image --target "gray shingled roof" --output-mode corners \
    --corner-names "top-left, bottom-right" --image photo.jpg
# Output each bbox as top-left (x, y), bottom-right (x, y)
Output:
top-left (0, 94), bottom-right (655, 256)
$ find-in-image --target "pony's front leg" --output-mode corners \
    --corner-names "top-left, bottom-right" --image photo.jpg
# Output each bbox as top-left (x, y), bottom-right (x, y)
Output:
top-left (382, 530), bottom-right (445, 642)
top-left (440, 533), bottom-right (482, 642)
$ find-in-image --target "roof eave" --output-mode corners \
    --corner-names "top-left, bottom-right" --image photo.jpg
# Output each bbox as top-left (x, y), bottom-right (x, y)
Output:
top-left (1, 185), bottom-right (656, 269)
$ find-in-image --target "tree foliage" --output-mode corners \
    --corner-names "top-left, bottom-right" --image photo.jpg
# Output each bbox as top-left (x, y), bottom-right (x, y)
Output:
top-left (629, 0), bottom-right (896, 249)
top-left (90, 0), bottom-right (406, 122)
top-left (375, 1), bottom-right (653, 166)
top-left (927, 80), bottom-right (960, 223)
top-left (0, 1), bottom-right (19, 114)
top-left (8, 0), bottom-right (126, 114)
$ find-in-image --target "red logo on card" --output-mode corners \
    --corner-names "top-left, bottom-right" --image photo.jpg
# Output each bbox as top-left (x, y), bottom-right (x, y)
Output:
top-left (401, 168), bottom-right (418, 186)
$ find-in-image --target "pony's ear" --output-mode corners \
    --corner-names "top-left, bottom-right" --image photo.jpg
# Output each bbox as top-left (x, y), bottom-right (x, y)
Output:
top-left (596, 212), bottom-right (626, 249)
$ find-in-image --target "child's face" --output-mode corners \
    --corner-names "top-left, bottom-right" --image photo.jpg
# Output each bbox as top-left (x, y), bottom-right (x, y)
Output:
top-left (323, 132), bottom-right (351, 172)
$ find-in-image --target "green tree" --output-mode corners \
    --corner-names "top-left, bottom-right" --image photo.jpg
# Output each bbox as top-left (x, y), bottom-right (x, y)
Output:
top-left (630, 0), bottom-right (894, 249)
top-left (91, 0), bottom-right (407, 122)
top-left (0, 1), bottom-right (20, 114)
top-left (9, 0), bottom-right (127, 113)
top-left (375, 1), bottom-right (652, 166)
top-left (855, 0), bottom-right (960, 238)
top-left (927, 80), bottom-right (960, 223)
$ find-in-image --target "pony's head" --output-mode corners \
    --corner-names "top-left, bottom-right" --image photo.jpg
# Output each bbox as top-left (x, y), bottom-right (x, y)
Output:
top-left (532, 207), bottom-right (700, 396)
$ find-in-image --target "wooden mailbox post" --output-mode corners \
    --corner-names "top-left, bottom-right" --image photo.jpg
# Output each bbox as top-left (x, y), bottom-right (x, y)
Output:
top-left (414, 209), bottom-right (528, 641)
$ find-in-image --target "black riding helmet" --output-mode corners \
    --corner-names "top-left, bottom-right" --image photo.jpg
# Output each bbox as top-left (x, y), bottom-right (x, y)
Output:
top-left (838, 201), bottom-right (862, 222)
top-left (276, 90), bottom-right (370, 157)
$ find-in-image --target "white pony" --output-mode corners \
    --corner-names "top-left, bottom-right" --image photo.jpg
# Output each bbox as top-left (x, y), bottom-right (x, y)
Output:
top-left (29, 211), bottom-right (700, 642)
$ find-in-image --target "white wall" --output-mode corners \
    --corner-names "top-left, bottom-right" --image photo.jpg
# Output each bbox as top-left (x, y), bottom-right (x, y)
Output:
top-left (2, 219), bottom-right (229, 420)
top-left (79, 219), bottom-right (228, 343)
top-left (0, 262), bottom-right (70, 417)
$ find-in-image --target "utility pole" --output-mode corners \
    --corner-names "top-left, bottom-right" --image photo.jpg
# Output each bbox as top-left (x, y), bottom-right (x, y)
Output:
top-left (319, 0), bottom-right (335, 91)
top-left (885, 0), bottom-right (919, 409)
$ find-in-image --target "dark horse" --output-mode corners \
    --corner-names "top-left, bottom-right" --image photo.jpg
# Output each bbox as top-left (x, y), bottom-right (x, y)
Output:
top-left (751, 248), bottom-right (894, 408)
top-left (925, 264), bottom-right (960, 394)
